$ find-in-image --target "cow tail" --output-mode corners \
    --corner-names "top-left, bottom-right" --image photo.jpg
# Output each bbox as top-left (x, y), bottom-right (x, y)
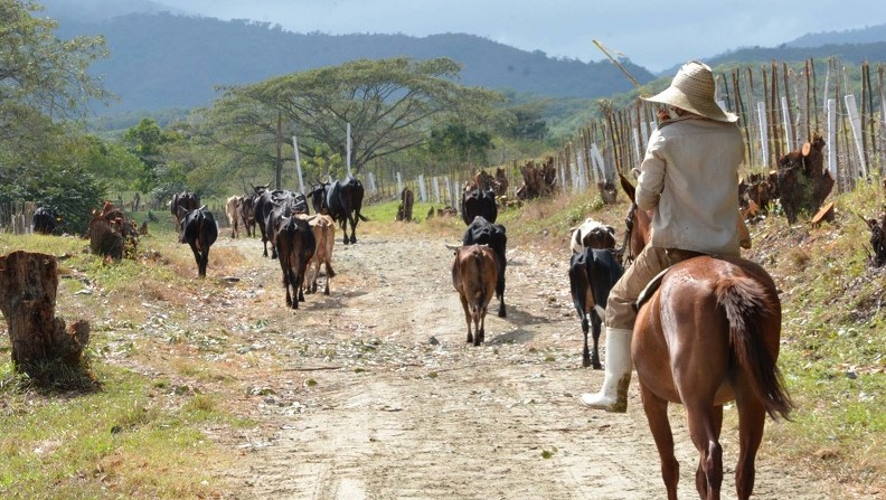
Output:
top-left (716, 276), bottom-right (793, 420)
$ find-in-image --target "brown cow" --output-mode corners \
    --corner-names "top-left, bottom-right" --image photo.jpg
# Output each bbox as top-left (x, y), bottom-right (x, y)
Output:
top-left (300, 214), bottom-right (336, 295)
top-left (225, 195), bottom-right (243, 238)
top-left (451, 244), bottom-right (498, 346)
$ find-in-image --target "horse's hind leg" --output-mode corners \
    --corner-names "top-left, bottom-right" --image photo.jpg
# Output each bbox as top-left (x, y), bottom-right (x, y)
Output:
top-left (640, 383), bottom-right (679, 500)
top-left (735, 383), bottom-right (765, 500)
top-left (691, 405), bottom-right (723, 499)
top-left (685, 402), bottom-right (723, 500)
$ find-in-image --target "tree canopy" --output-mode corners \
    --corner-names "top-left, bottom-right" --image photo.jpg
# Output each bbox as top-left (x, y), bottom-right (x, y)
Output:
top-left (210, 57), bottom-right (502, 178)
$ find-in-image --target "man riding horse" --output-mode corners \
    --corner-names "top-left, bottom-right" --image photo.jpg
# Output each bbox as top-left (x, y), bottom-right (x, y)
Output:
top-left (582, 61), bottom-right (746, 412)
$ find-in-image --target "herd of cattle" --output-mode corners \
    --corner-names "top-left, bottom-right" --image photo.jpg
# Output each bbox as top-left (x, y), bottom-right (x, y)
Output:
top-left (170, 176), bottom-right (367, 309)
top-left (451, 183), bottom-right (623, 368)
top-left (24, 175), bottom-right (626, 366)
top-left (164, 178), bottom-right (625, 365)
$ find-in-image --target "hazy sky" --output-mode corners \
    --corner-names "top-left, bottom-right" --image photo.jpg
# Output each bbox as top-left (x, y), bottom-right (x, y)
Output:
top-left (159, 0), bottom-right (886, 71)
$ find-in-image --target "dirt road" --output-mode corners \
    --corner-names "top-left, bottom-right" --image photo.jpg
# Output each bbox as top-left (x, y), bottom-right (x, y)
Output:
top-left (204, 232), bottom-right (834, 499)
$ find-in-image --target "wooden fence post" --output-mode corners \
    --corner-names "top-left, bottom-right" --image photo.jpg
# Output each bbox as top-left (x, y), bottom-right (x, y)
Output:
top-left (757, 101), bottom-right (769, 169)
top-left (827, 98), bottom-right (838, 184)
top-left (845, 94), bottom-right (869, 179)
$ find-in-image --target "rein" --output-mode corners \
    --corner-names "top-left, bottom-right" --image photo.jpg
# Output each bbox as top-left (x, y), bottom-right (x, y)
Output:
top-left (621, 203), bottom-right (637, 268)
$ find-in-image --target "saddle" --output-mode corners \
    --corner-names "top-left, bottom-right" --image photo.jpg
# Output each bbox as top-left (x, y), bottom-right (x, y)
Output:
top-left (635, 268), bottom-right (671, 311)
top-left (634, 249), bottom-right (710, 310)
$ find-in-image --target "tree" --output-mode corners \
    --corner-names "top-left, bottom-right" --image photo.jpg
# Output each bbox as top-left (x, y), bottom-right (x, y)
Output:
top-left (429, 123), bottom-right (494, 167)
top-left (214, 57), bottom-right (501, 176)
top-left (122, 118), bottom-right (178, 193)
top-left (0, 0), bottom-right (107, 124)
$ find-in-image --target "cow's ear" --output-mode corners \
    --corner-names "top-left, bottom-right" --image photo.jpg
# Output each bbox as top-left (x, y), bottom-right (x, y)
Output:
top-left (606, 225), bottom-right (616, 235)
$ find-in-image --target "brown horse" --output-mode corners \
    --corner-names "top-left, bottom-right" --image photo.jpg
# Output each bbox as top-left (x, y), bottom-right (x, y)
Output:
top-left (621, 175), bottom-right (792, 500)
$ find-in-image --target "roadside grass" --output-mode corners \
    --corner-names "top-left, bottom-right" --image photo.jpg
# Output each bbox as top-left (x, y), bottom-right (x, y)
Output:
top-left (363, 181), bottom-right (885, 491)
top-left (0, 226), bottom-right (258, 497)
top-left (0, 362), bottom-right (237, 498)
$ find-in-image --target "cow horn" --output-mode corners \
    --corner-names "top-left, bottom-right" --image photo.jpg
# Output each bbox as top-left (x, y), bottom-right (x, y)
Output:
top-left (444, 244), bottom-right (461, 250)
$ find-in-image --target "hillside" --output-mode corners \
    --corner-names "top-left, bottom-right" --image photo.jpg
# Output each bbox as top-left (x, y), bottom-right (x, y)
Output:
top-left (52, 12), bottom-right (654, 113)
top-left (787, 23), bottom-right (886, 47)
top-left (657, 40), bottom-right (886, 77)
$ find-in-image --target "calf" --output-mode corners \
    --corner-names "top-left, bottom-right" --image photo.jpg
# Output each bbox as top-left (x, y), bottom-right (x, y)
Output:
top-left (178, 206), bottom-right (218, 278)
top-left (225, 195), bottom-right (243, 238)
top-left (451, 245), bottom-right (498, 346)
top-left (463, 216), bottom-right (507, 317)
top-left (274, 216), bottom-right (316, 309)
top-left (568, 248), bottom-right (623, 368)
top-left (461, 187), bottom-right (497, 225)
top-left (301, 214), bottom-right (336, 295)
top-left (33, 207), bottom-right (59, 235)
top-left (570, 218), bottom-right (616, 253)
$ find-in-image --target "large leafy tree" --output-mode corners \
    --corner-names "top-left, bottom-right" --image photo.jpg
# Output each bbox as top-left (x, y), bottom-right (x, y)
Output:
top-left (210, 57), bottom-right (500, 182)
top-left (0, 0), bottom-right (109, 231)
top-left (0, 0), bottom-right (107, 124)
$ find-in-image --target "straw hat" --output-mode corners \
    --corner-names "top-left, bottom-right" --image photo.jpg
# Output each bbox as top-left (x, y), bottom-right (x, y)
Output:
top-left (642, 61), bottom-right (737, 123)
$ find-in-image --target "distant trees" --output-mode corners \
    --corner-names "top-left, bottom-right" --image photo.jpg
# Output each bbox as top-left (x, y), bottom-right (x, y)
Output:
top-left (0, 0), bottom-right (109, 232)
top-left (207, 57), bottom-right (501, 183)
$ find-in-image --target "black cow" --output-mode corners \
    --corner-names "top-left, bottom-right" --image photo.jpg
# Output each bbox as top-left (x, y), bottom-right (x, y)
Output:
top-left (325, 176), bottom-right (367, 245)
top-left (171, 192), bottom-right (200, 225)
top-left (462, 216), bottom-right (507, 318)
top-left (308, 182), bottom-right (330, 214)
top-left (256, 189), bottom-right (309, 258)
top-left (461, 187), bottom-right (498, 226)
top-left (33, 207), bottom-right (59, 235)
top-left (178, 206), bottom-right (218, 278)
top-left (274, 215), bottom-right (316, 309)
top-left (568, 248), bottom-right (623, 368)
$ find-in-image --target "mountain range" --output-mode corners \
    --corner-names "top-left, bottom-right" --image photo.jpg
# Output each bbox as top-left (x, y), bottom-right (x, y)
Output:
top-left (38, 1), bottom-right (886, 115)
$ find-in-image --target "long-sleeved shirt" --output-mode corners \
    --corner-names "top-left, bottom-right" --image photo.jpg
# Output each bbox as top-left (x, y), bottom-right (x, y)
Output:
top-left (634, 115), bottom-right (744, 256)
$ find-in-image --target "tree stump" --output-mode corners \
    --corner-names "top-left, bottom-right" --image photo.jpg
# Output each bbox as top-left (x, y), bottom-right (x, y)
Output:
top-left (396, 188), bottom-right (414, 222)
top-left (0, 251), bottom-right (91, 384)
top-left (776, 136), bottom-right (834, 224)
top-left (88, 201), bottom-right (138, 260)
top-left (864, 208), bottom-right (886, 267)
top-left (516, 157), bottom-right (557, 200)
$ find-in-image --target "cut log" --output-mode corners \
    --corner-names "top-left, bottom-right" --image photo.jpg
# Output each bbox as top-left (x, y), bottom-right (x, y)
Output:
top-left (810, 202), bottom-right (835, 226)
top-left (0, 251), bottom-right (91, 383)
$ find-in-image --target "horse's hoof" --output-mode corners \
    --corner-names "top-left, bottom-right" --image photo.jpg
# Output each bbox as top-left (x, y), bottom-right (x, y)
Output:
top-left (350, 236), bottom-right (357, 244)
top-left (498, 308), bottom-right (506, 318)
top-left (582, 358), bottom-right (591, 368)
top-left (324, 290), bottom-right (330, 296)
top-left (592, 363), bottom-right (603, 370)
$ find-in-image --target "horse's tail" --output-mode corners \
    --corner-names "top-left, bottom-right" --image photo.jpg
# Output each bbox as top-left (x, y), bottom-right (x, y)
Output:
top-left (715, 275), bottom-right (793, 420)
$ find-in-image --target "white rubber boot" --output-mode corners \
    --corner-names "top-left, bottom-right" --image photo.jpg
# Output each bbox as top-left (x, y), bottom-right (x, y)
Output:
top-left (580, 327), bottom-right (632, 413)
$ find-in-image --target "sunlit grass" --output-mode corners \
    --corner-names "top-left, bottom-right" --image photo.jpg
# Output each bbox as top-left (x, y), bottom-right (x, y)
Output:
top-left (0, 363), bottom-right (236, 498)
